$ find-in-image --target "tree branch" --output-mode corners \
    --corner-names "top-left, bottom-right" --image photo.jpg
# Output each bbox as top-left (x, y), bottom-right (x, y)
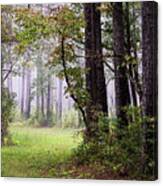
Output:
top-left (61, 37), bottom-right (88, 127)
top-left (106, 76), bottom-right (115, 85)
top-left (103, 60), bottom-right (115, 72)
top-left (2, 61), bottom-right (17, 82)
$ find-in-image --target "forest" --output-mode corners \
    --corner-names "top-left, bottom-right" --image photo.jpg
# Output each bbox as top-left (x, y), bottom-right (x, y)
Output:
top-left (1, 1), bottom-right (158, 180)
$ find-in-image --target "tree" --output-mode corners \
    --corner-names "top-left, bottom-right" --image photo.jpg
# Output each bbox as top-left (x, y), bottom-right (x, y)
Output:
top-left (21, 65), bottom-right (25, 116)
top-left (1, 5), bottom-right (17, 144)
top-left (124, 2), bottom-right (137, 106)
top-left (112, 2), bottom-right (130, 127)
top-left (84, 3), bottom-right (108, 137)
top-left (36, 62), bottom-right (41, 117)
top-left (24, 65), bottom-right (31, 119)
top-left (46, 71), bottom-right (52, 126)
top-left (1, 88), bottom-right (15, 145)
top-left (41, 80), bottom-right (45, 119)
top-left (57, 78), bottom-right (63, 127)
top-left (130, 2), bottom-right (142, 104)
top-left (141, 1), bottom-right (158, 178)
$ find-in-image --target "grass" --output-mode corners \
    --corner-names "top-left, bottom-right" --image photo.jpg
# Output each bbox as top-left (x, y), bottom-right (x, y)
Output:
top-left (1, 124), bottom-right (82, 178)
top-left (1, 124), bottom-right (120, 179)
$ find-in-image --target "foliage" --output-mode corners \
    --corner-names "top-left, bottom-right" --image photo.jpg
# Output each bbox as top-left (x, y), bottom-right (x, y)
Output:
top-left (62, 109), bottom-right (79, 128)
top-left (14, 4), bottom-right (88, 122)
top-left (1, 88), bottom-right (16, 145)
top-left (25, 110), bottom-right (56, 127)
top-left (1, 2), bottom-right (156, 181)
top-left (14, 5), bottom-right (84, 53)
top-left (74, 106), bottom-right (155, 180)
top-left (14, 7), bottom-right (54, 53)
top-left (24, 109), bottom-right (80, 128)
top-left (1, 5), bottom-right (15, 43)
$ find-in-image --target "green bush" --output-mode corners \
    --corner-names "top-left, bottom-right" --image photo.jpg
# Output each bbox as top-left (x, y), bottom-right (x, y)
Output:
top-left (73, 106), bottom-right (155, 180)
top-left (62, 109), bottom-right (80, 128)
top-left (1, 88), bottom-right (16, 145)
top-left (25, 111), bottom-right (57, 127)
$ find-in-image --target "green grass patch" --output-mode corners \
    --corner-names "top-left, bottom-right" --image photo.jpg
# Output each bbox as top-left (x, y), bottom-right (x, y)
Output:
top-left (1, 124), bottom-right (82, 178)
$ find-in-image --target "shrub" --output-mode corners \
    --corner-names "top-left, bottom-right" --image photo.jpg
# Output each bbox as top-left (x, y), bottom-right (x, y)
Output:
top-left (25, 111), bottom-right (57, 127)
top-left (1, 88), bottom-right (16, 145)
top-left (73, 106), bottom-right (154, 179)
top-left (62, 109), bottom-right (80, 128)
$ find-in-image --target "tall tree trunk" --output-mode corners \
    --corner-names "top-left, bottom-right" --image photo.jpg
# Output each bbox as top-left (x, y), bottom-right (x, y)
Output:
top-left (131, 3), bottom-right (142, 104)
top-left (142, 1), bottom-right (158, 179)
top-left (84, 3), bottom-right (108, 137)
top-left (36, 85), bottom-right (40, 117)
top-left (46, 73), bottom-right (51, 126)
top-left (41, 87), bottom-right (45, 118)
top-left (125, 2), bottom-right (137, 107)
top-left (38, 59), bottom-right (45, 120)
top-left (21, 66), bottom-right (25, 116)
top-left (57, 78), bottom-right (62, 127)
top-left (113, 2), bottom-right (130, 127)
top-left (36, 62), bottom-right (41, 119)
top-left (24, 67), bottom-right (31, 119)
top-left (50, 77), bottom-right (54, 113)
top-left (24, 4), bottom-right (31, 119)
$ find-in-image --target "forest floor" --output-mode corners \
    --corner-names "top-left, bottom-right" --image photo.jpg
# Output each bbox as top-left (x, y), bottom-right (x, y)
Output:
top-left (1, 124), bottom-right (119, 179)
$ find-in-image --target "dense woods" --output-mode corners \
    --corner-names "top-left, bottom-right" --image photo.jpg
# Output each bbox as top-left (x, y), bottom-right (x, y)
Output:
top-left (1, 2), bottom-right (158, 180)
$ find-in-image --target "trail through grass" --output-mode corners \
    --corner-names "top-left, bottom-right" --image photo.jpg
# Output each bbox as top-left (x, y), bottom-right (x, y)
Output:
top-left (1, 124), bottom-right (82, 178)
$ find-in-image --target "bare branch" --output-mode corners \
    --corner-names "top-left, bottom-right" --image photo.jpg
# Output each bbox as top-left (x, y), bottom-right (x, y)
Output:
top-left (2, 61), bottom-right (17, 82)
top-left (103, 60), bottom-right (115, 72)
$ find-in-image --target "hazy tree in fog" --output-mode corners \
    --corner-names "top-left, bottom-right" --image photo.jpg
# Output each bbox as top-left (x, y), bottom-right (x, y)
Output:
top-left (36, 63), bottom-right (41, 117)
top-left (24, 66), bottom-right (31, 119)
top-left (57, 79), bottom-right (63, 127)
top-left (21, 65), bottom-right (25, 116)
top-left (41, 79), bottom-right (45, 119)
top-left (46, 71), bottom-right (52, 126)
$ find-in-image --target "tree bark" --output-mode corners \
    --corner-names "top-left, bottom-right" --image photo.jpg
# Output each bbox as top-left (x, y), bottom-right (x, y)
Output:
top-left (142, 1), bottom-right (158, 179)
top-left (35, 61), bottom-right (41, 117)
top-left (21, 66), bottom-right (25, 116)
top-left (84, 3), bottom-right (108, 136)
top-left (41, 87), bottom-right (45, 118)
top-left (125, 2), bottom-right (137, 107)
top-left (57, 78), bottom-right (62, 127)
top-left (112, 2), bottom-right (130, 126)
top-left (46, 72), bottom-right (51, 126)
top-left (131, 3), bottom-right (142, 104)
top-left (24, 67), bottom-right (31, 119)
